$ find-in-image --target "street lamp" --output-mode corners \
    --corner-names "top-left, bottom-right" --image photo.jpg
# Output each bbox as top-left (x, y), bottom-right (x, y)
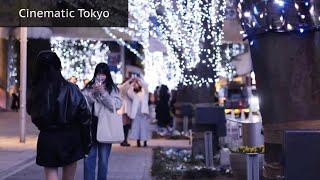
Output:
top-left (19, 27), bottom-right (27, 143)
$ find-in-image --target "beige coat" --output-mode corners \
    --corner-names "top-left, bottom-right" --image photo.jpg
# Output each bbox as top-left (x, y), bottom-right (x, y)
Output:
top-left (117, 80), bottom-right (132, 115)
top-left (82, 88), bottom-right (122, 119)
top-left (126, 79), bottom-right (149, 119)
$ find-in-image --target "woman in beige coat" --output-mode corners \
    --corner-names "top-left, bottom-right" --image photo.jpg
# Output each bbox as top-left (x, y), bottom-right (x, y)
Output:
top-left (127, 77), bottom-right (150, 147)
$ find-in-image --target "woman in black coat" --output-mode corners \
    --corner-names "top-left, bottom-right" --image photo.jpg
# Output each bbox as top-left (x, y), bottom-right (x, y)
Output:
top-left (10, 91), bottom-right (19, 112)
top-left (156, 85), bottom-right (172, 128)
top-left (27, 51), bottom-right (91, 180)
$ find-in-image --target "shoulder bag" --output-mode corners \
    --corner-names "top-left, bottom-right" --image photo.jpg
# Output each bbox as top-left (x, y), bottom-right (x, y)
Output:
top-left (97, 98), bottom-right (124, 143)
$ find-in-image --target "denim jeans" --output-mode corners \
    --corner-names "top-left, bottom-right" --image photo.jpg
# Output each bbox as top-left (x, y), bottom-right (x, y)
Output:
top-left (84, 143), bottom-right (112, 180)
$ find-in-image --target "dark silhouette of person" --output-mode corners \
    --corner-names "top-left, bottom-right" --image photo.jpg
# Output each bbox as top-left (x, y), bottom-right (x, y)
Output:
top-left (156, 85), bottom-right (172, 128)
top-left (11, 91), bottom-right (19, 112)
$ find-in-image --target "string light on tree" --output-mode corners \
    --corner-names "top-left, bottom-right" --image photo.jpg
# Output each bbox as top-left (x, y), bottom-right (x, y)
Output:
top-left (143, 51), bottom-right (182, 91)
top-left (51, 38), bottom-right (110, 88)
top-left (103, 0), bottom-right (183, 90)
top-left (104, 0), bottom-right (235, 88)
top-left (237, 0), bottom-right (320, 39)
top-left (103, 28), bottom-right (144, 60)
top-left (149, 0), bottom-right (228, 86)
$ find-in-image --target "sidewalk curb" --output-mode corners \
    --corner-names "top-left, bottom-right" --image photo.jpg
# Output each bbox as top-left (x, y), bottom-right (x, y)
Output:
top-left (0, 154), bottom-right (36, 180)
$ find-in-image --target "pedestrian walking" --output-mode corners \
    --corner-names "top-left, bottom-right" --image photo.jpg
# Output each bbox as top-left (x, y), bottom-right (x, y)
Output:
top-left (82, 63), bottom-right (122, 180)
top-left (156, 85), bottom-right (172, 129)
top-left (127, 77), bottom-right (150, 147)
top-left (169, 89), bottom-right (177, 128)
top-left (27, 51), bottom-right (92, 180)
top-left (10, 85), bottom-right (19, 112)
top-left (148, 92), bottom-right (157, 124)
top-left (154, 86), bottom-right (160, 123)
top-left (118, 78), bottom-right (133, 146)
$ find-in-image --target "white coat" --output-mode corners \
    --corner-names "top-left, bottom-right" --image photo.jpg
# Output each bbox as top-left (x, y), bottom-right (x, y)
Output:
top-left (126, 79), bottom-right (149, 119)
top-left (126, 79), bottom-right (150, 141)
top-left (117, 80), bottom-right (132, 115)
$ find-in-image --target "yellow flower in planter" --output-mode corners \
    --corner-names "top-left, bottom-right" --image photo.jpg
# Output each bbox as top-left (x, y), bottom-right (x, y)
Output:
top-left (232, 145), bottom-right (265, 154)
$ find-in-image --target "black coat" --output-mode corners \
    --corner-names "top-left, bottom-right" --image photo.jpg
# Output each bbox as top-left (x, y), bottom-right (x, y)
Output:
top-left (27, 82), bottom-right (91, 167)
top-left (156, 94), bottom-right (172, 127)
top-left (11, 93), bottom-right (19, 110)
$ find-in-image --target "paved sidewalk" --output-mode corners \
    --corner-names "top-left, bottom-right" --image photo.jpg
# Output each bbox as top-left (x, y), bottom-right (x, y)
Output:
top-left (0, 112), bottom-right (191, 180)
top-left (0, 112), bottom-right (38, 180)
top-left (4, 139), bottom-right (191, 180)
top-left (5, 145), bottom-right (153, 180)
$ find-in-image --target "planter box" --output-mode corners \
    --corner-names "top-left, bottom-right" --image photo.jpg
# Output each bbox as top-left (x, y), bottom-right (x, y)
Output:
top-left (230, 153), bottom-right (264, 180)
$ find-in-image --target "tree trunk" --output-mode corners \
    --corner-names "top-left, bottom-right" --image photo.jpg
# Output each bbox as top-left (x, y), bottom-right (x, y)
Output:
top-left (249, 31), bottom-right (320, 179)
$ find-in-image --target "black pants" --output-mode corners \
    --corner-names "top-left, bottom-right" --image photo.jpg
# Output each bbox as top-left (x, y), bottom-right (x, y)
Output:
top-left (123, 124), bottom-right (131, 142)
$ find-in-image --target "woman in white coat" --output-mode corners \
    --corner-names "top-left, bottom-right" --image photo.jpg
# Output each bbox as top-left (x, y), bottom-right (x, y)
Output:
top-left (127, 77), bottom-right (150, 147)
top-left (117, 78), bottom-right (133, 146)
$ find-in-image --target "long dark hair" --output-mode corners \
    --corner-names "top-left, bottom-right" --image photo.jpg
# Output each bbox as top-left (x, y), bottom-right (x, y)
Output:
top-left (159, 85), bottom-right (170, 102)
top-left (86, 63), bottom-right (118, 93)
top-left (29, 51), bottom-right (66, 115)
top-left (31, 50), bottom-right (66, 86)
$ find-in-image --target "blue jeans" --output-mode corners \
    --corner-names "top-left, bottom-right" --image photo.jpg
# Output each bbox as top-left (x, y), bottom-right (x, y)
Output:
top-left (84, 143), bottom-right (112, 180)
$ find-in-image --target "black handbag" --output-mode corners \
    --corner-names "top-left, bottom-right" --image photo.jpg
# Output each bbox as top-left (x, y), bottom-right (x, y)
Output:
top-left (81, 124), bottom-right (92, 155)
top-left (81, 103), bottom-right (98, 155)
top-left (90, 103), bottom-right (98, 143)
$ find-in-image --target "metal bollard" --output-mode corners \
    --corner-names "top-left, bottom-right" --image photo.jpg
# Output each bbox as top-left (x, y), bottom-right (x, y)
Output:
top-left (246, 153), bottom-right (259, 180)
top-left (189, 129), bottom-right (193, 145)
top-left (231, 109), bottom-right (235, 119)
top-left (172, 116), bottom-right (176, 131)
top-left (204, 131), bottom-right (214, 168)
top-left (248, 110), bottom-right (253, 121)
top-left (183, 116), bottom-right (188, 135)
top-left (239, 124), bottom-right (242, 138)
top-left (241, 109), bottom-right (246, 121)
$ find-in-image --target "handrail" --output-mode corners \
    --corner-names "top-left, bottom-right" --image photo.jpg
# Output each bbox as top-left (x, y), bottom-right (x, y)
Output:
top-left (226, 117), bottom-right (245, 124)
top-left (226, 117), bottom-right (262, 124)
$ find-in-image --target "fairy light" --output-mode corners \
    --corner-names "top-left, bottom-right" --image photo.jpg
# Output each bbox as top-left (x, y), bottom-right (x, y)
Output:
top-left (253, 6), bottom-right (259, 15)
top-left (103, 0), bottom-right (183, 90)
top-left (51, 38), bottom-right (110, 88)
top-left (149, 0), bottom-right (228, 86)
top-left (244, 11), bottom-right (251, 18)
top-left (220, 42), bottom-right (244, 79)
top-left (238, 0), bottom-right (320, 38)
top-left (8, 40), bottom-right (18, 89)
top-left (299, 28), bottom-right (304, 33)
top-left (274, 0), bottom-right (285, 7)
top-left (104, 0), bottom-right (232, 88)
top-left (143, 51), bottom-right (182, 91)
top-left (280, 16), bottom-right (284, 21)
top-left (103, 28), bottom-right (144, 60)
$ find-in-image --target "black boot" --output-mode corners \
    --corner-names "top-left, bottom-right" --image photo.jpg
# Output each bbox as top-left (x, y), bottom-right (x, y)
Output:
top-left (143, 141), bottom-right (147, 147)
top-left (120, 140), bottom-right (130, 146)
top-left (121, 125), bottom-right (130, 146)
top-left (137, 140), bottom-right (141, 147)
